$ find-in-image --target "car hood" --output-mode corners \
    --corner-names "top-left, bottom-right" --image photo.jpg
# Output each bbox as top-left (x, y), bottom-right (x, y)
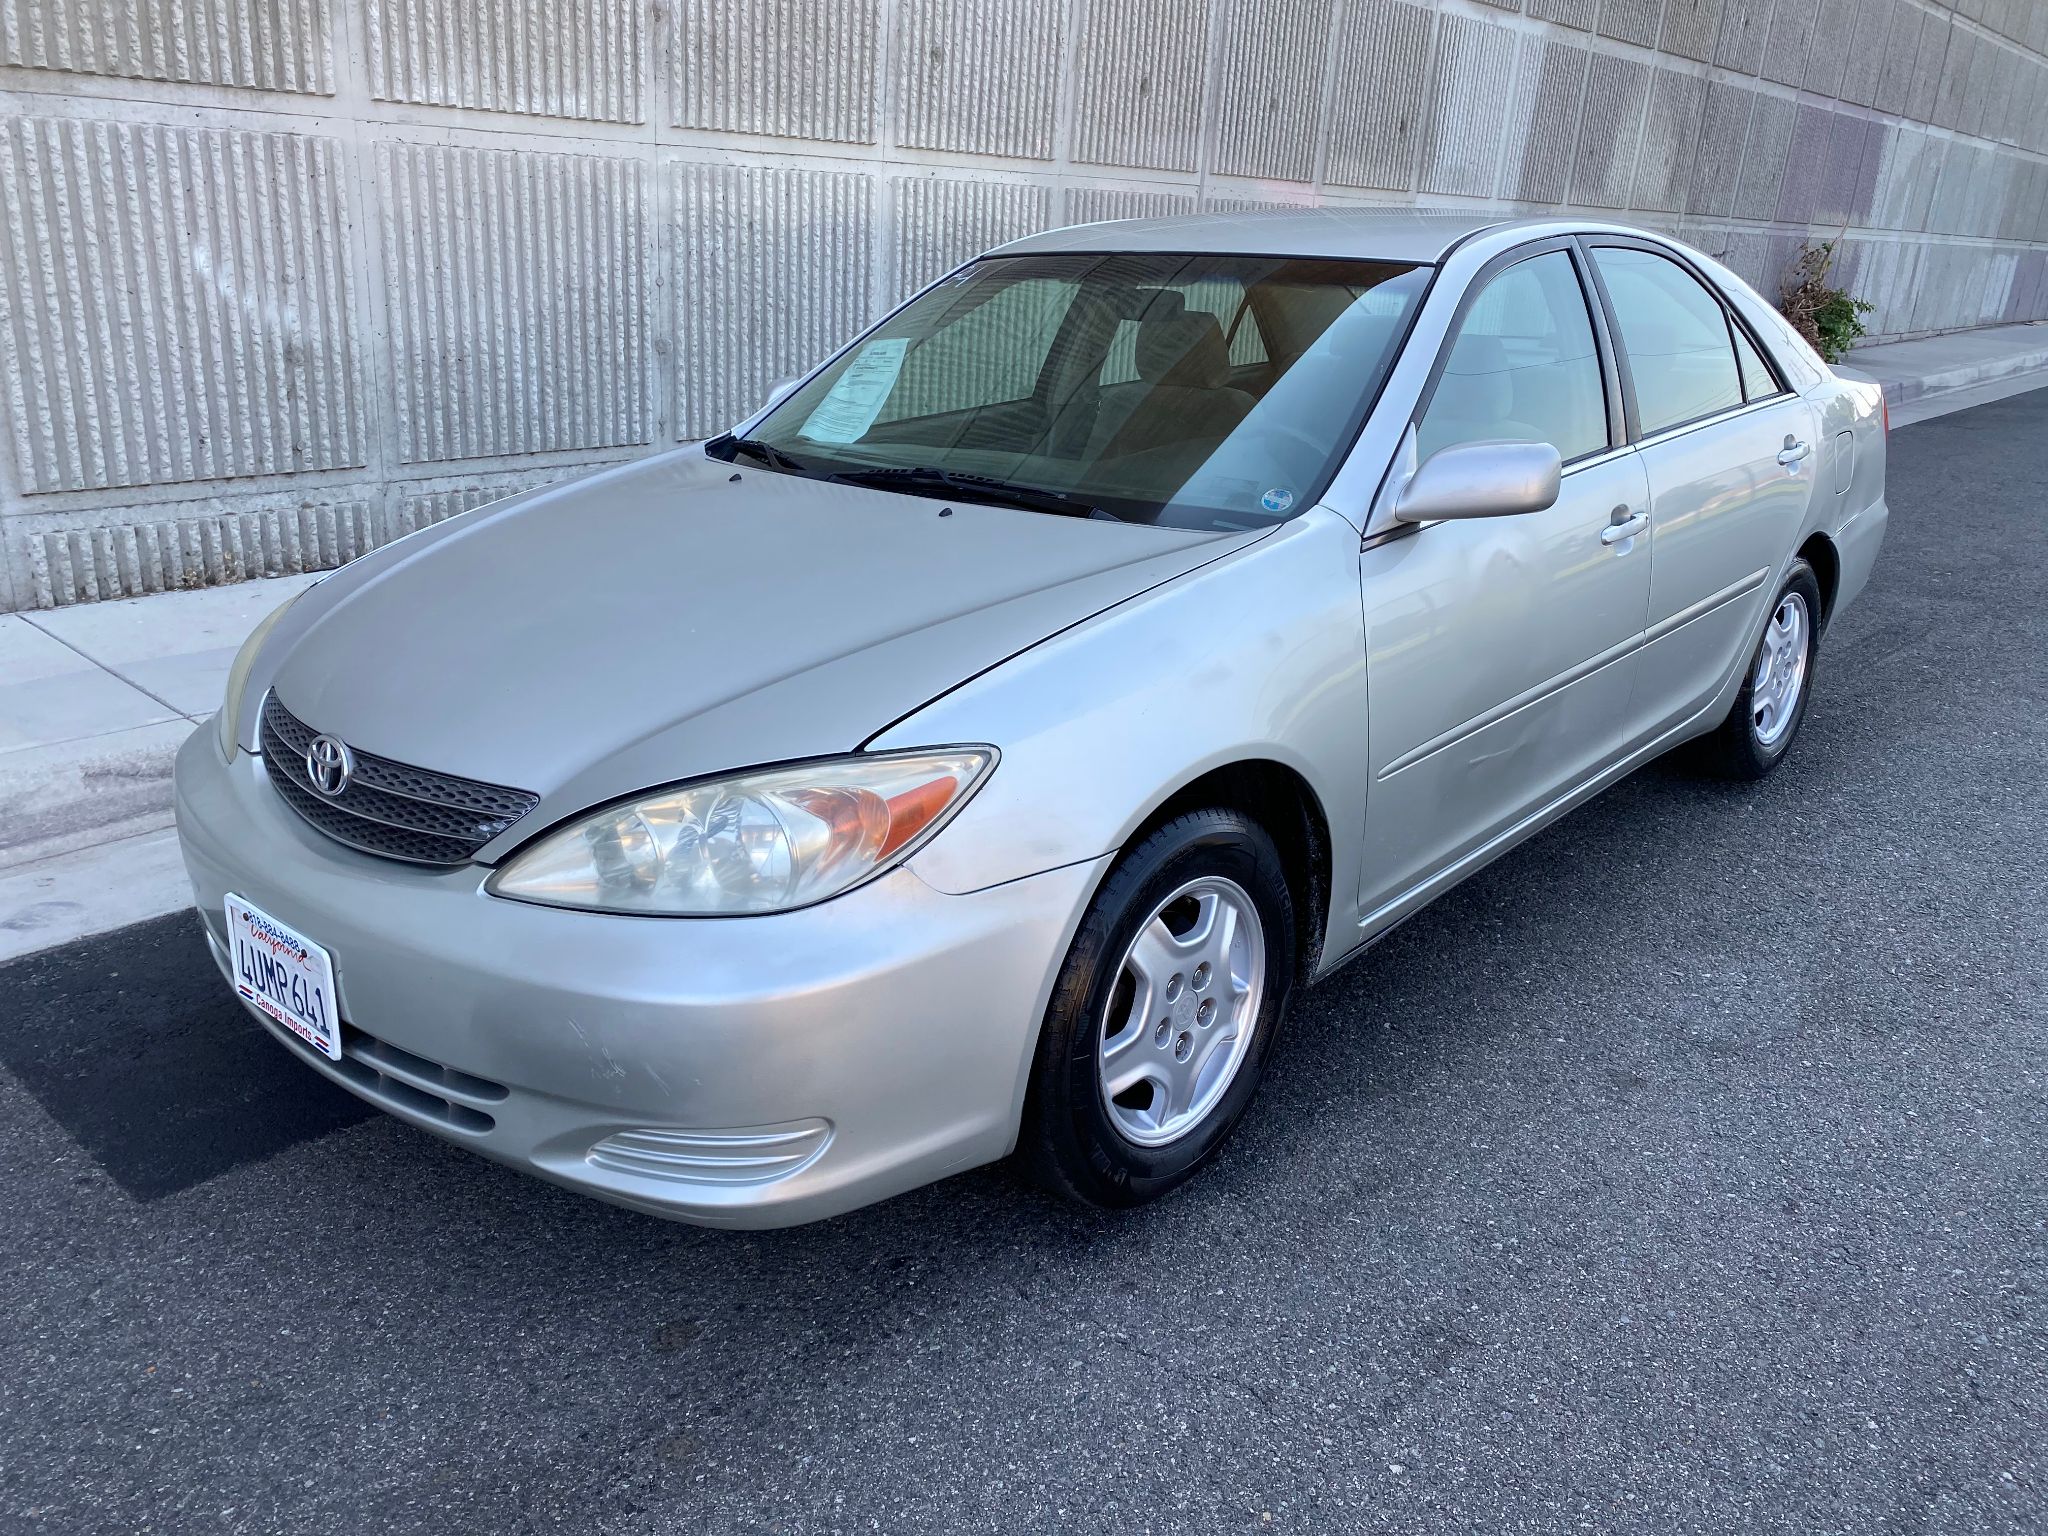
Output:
top-left (265, 450), bottom-right (1247, 850)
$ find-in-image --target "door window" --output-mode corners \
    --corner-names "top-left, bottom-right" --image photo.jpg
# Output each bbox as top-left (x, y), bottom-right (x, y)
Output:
top-left (1592, 247), bottom-right (1744, 434)
top-left (1416, 250), bottom-right (1607, 464)
top-left (1731, 322), bottom-right (1781, 401)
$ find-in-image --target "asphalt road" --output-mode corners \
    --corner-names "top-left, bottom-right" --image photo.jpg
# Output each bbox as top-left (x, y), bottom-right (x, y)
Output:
top-left (3, 389), bottom-right (2045, 1536)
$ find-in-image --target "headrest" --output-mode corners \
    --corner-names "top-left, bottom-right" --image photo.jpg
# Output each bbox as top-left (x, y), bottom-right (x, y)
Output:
top-left (1437, 331), bottom-right (1513, 416)
top-left (1136, 311), bottom-right (1230, 389)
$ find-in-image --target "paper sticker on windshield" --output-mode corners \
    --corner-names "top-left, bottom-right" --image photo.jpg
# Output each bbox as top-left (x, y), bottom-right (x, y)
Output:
top-left (1260, 486), bottom-right (1295, 514)
top-left (798, 338), bottom-right (910, 445)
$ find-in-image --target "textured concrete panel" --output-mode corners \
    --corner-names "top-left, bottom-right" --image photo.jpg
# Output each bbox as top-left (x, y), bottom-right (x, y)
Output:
top-left (1631, 67), bottom-right (1707, 214)
top-left (1326, 0), bottom-right (1433, 193)
top-left (1873, 0), bottom-right (1921, 117)
top-left (893, 176), bottom-right (1053, 296)
top-left (1419, 13), bottom-right (1515, 197)
top-left (1907, 17), bottom-right (1951, 126)
top-left (1800, 0), bottom-right (1854, 99)
top-left (1811, 108), bottom-right (1870, 224)
top-left (1731, 89), bottom-right (1794, 221)
top-left (1071, 0), bottom-right (1210, 172)
top-left (898, 0), bottom-right (1063, 159)
top-left (378, 143), bottom-right (649, 463)
top-left (394, 478), bottom-right (555, 540)
top-left (1686, 79), bottom-right (1752, 217)
top-left (1906, 136), bottom-right (1947, 233)
top-left (1926, 141), bottom-right (1975, 238)
top-left (1930, 25), bottom-right (1972, 131)
top-left (1837, 0), bottom-right (1893, 106)
top-left (1501, 34), bottom-right (1589, 205)
top-left (1711, 0), bottom-right (1771, 73)
top-left (1202, 190), bottom-right (1320, 212)
top-left (367, 0), bottom-right (641, 121)
top-left (2010, 251), bottom-right (2048, 324)
top-left (1212, 0), bottom-right (1335, 182)
top-left (0, 118), bottom-right (362, 495)
top-left (1857, 238), bottom-right (1918, 336)
top-left (1773, 103), bottom-right (1831, 224)
top-left (1597, 0), bottom-right (1663, 48)
top-left (673, 163), bottom-right (874, 439)
top-left (1707, 227), bottom-right (1771, 293)
top-left (1869, 123), bottom-right (1921, 230)
top-left (1760, 0), bottom-right (1818, 86)
top-left (675, 0), bottom-right (876, 142)
top-left (1528, 0), bottom-right (1595, 29)
top-left (0, 0), bottom-right (330, 92)
top-left (1658, 0), bottom-right (1723, 62)
top-left (1066, 185), bottom-right (1198, 223)
top-left (1569, 53), bottom-right (1651, 209)
top-left (1959, 40), bottom-right (2011, 141)
top-left (22, 495), bottom-right (375, 607)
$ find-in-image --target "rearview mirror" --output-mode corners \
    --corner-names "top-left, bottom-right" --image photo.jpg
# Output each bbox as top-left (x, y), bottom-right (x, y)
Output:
top-left (1393, 440), bottom-right (1562, 523)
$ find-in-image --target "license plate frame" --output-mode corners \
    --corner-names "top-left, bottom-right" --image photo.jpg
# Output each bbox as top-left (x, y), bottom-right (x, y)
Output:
top-left (224, 894), bottom-right (341, 1062)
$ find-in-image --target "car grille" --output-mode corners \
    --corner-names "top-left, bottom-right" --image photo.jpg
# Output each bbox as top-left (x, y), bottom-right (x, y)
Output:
top-left (259, 692), bottom-right (540, 865)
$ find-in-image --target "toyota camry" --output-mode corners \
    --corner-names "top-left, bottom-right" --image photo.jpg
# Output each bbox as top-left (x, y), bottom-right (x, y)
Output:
top-left (175, 211), bottom-right (1888, 1226)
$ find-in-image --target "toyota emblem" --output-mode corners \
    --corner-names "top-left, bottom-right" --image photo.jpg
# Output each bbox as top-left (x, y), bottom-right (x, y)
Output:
top-left (305, 734), bottom-right (354, 798)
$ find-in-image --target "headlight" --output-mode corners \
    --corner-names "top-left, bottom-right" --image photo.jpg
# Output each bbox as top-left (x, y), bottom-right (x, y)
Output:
top-left (485, 749), bottom-right (996, 916)
top-left (214, 594), bottom-right (301, 761)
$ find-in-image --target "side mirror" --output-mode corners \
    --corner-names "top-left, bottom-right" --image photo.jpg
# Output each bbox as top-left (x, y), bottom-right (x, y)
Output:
top-left (1393, 440), bottom-right (1562, 523)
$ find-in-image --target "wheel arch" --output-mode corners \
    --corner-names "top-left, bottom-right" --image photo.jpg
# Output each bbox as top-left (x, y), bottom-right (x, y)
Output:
top-left (1119, 758), bottom-right (1333, 982)
top-left (1798, 530), bottom-right (1841, 631)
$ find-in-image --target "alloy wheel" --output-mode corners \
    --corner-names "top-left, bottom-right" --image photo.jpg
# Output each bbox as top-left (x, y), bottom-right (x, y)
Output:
top-left (1750, 591), bottom-right (1811, 748)
top-left (1097, 875), bottom-right (1267, 1147)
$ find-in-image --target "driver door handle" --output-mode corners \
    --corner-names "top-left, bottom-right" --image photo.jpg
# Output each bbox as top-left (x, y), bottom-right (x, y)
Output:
top-left (1601, 508), bottom-right (1649, 546)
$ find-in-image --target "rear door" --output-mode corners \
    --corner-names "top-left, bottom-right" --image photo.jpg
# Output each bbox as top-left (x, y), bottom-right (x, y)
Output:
top-left (1585, 241), bottom-right (1819, 729)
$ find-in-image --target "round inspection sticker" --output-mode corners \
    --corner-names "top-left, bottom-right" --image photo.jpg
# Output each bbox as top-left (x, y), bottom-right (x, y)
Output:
top-left (1260, 486), bottom-right (1295, 514)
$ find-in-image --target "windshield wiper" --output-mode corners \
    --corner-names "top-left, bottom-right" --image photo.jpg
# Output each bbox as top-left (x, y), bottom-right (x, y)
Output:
top-left (828, 465), bottom-right (1119, 522)
top-left (705, 433), bottom-right (820, 477)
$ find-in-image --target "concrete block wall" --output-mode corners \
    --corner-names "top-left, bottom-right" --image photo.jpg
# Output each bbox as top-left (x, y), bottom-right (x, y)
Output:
top-left (1, 0), bottom-right (2044, 611)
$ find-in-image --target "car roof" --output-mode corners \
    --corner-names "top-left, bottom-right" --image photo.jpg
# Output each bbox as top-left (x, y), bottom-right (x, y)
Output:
top-left (992, 208), bottom-right (1512, 265)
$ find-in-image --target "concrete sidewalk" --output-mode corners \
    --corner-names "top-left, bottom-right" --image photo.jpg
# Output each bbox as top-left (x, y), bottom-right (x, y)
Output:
top-left (0, 573), bottom-right (321, 959)
top-left (4, 323), bottom-right (2045, 963)
top-left (1842, 319), bottom-right (2048, 426)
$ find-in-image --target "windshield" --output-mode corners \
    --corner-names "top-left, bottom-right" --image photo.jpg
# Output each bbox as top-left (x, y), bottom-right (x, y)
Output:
top-left (715, 251), bottom-right (1431, 532)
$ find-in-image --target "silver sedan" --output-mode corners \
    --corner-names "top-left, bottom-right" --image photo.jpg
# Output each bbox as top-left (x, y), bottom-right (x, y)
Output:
top-left (175, 212), bottom-right (1888, 1227)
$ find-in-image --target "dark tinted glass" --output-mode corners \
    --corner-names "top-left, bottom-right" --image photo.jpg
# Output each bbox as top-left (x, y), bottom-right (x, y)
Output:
top-left (741, 252), bottom-right (1429, 531)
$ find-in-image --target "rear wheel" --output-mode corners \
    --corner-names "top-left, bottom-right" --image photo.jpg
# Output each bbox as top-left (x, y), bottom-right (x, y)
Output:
top-left (1021, 809), bottom-right (1295, 1210)
top-left (1693, 559), bottom-right (1822, 780)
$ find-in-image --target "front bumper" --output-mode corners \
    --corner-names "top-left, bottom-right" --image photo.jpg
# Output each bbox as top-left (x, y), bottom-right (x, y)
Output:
top-left (173, 728), bottom-right (1105, 1228)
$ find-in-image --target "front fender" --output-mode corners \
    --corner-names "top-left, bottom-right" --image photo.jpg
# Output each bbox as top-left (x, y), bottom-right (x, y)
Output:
top-left (875, 508), bottom-right (1371, 964)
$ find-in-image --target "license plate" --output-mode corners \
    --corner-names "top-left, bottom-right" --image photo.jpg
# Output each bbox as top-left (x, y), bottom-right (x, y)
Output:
top-left (225, 895), bottom-right (341, 1062)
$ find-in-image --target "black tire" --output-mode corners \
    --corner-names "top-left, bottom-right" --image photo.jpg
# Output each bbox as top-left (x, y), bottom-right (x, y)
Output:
top-left (1020, 808), bottom-right (1296, 1210)
top-left (1692, 558), bottom-right (1824, 780)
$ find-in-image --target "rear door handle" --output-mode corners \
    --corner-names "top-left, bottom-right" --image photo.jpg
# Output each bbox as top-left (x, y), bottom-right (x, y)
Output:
top-left (1777, 437), bottom-right (1810, 466)
top-left (1601, 509), bottom-right (1649, 546)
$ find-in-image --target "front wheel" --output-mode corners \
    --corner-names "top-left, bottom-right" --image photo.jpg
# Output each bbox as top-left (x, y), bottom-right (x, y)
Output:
top-left (1693, 558), bottom-right (1823, 780)
top-left (1020, 808), bottom-right (1296, 1210)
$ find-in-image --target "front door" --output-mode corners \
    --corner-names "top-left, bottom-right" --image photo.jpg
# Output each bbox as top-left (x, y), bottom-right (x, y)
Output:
top-left (1358, 245), bottom-right (1652, 925)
